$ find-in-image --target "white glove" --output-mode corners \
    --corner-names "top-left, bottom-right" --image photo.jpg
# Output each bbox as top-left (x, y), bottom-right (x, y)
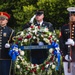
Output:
top-left (5, 43), bottom-right (10, 48)
top-left (65, 38), bottom-right (74, 46)
top-left (65, 55), bottom-right (72, 61)
top-left (29, 15), bottom-right (36, 23)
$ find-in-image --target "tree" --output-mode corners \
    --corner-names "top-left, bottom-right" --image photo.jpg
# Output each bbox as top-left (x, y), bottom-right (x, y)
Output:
top-left (37, 0), bottom-right (75, 29)
top-left (0, 0), bottom-right (75, 29)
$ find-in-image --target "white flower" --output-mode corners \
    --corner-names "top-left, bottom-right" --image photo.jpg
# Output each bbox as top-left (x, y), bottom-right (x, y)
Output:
top-left (41, 34), bottom-right (44, 38)
top-left (21, 42), bottom-right (23, 46)
top-left (36, 64), bottom-right (39, 69)
top-left (44, 34), bottom-right (48, 37)
top-left (49, 48), bottom-right (53, 53)
top-left (44, 28), bottom-right (48, 32)
top-left (56, 39), bottom-right (59, 42)
top-left (32, 29), bottom-right (37, 34)
top-left (52, 35), bottom-right (55, 38)
top-left (28, 27), bottom-right (31, 31)
top-left (50, 62), bottom-right (53, 65)
top-left (52, 65), bottom-right (55, 69)
top-left (18, 56), bottom-right (23, 59)
top-left (16, 65), bottom-right (20, 69)
top-left (49, 32), bottom-right (52, 35)
top-left (20, 31), bottom-right (24, 36)
top-left (45, 64), bottom-right (49, 68)
top-left (31, 64), bottom-right (34, 68)
top-left (33, 36), bottom-right (36, 39)
top-left (43, 38), bottom-right (49, 43)
top-left (20, 51), bottom-right (24, 56)
top-left (24, 39), bottom-right (28, 42)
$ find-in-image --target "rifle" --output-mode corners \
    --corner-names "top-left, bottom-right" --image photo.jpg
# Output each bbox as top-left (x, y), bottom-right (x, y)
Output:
top-left (67, 20), bottom-right (74, 73)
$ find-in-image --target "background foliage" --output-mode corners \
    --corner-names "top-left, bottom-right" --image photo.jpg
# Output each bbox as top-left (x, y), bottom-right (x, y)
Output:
top-left (0, 0), bottom-right (75, 75)
top-left (0, 0), bottom-right (75, 30)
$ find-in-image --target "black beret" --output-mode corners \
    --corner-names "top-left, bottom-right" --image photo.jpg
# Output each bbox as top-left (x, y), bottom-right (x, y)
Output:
top-left (35, 10), bottom-right (44, 16)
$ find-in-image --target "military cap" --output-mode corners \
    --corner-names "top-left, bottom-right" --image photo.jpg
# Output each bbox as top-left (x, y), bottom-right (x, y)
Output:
top-left (67, 7), bottom-right (75, 14)
top-left (35, 10), bottom-right (44, 16)
top-left (0, 12), bottom-right (10, 20)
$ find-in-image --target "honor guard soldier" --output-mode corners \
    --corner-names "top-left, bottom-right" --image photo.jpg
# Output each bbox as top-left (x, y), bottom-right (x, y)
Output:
top-left (0, 12), bottom-right (15, 75)
top-left (23, 10), bottom-right (54, 64)
top-left (59, 7), bottom-right (75, 75)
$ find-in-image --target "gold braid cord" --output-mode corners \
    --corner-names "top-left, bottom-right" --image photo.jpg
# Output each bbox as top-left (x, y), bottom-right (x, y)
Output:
top-left (8, 30), bottom-right (14, 43)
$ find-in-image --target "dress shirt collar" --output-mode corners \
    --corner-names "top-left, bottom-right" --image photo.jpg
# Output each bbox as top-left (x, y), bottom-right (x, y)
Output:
top-left (37, 20), bottom-right (43, 26)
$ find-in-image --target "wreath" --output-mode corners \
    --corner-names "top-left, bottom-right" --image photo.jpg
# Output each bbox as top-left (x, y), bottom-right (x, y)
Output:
top-left (9, 24), bottom-right (60, 75)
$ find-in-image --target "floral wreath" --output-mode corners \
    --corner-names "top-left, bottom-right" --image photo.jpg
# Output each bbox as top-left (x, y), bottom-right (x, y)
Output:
top-left (9, 24), bottom-right (60, 75)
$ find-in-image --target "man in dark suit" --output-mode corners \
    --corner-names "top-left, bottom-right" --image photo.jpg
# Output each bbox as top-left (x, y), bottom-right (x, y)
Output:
top-left (0, 12), bottom-right (15, 75)
top-left (28, 10), bottom-right (53, 64)
top-left (59, 7), bottom-right (75, 75)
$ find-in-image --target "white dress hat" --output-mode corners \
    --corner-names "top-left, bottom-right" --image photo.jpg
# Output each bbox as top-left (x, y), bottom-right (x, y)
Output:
top-left (67, 7), bottom-right (75, 12)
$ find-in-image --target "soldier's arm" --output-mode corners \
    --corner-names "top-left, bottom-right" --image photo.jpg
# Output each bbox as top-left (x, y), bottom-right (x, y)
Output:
top-left (22, 22), bottom-right (31, 30)
top-left (59, 27), bottom-right (66, 57)
top-left (48, 22), bottom-right (54, 32)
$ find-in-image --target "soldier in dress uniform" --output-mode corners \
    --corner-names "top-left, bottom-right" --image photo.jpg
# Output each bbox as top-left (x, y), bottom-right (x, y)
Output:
top-left (0, 12), bottom-right (15, 75)
top-left (23, 10), bottom-right (54, 64)
top-left (59, 7), bottom-right (75, 75)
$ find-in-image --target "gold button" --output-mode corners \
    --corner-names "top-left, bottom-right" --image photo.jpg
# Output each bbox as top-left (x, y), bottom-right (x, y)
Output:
top-left (72, 34), bottom-right (74, 35)
top-left (72, 37), bottom-right (74, 38)
top-left (73, 25), bottom-right (74, 27)
top-left (72, 28), bottom-right (74, 30)
top-left (72, 31), bottom-right (74, 32)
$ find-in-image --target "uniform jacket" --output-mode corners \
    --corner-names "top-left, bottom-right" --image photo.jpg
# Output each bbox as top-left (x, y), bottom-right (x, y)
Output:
top-left (0, 26), bottom-right (15, 59)
top-left (59, 24), bottom-right (75, 61)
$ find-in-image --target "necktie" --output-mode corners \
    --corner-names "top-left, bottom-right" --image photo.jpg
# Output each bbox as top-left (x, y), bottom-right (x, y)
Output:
top-left (37, 23), bottom-right (40, 26)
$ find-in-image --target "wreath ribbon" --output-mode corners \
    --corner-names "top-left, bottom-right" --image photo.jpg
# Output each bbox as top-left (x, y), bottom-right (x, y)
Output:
top-left (9, 44), bottom-right (20, 61)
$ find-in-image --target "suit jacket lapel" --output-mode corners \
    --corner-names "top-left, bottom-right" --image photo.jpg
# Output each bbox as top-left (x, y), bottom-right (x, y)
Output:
top-left (42, 21), bottom-right (45, 27)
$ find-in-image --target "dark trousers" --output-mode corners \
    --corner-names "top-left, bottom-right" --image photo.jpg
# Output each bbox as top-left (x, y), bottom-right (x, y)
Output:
top-left (0, 60), bottom-right (12, 75)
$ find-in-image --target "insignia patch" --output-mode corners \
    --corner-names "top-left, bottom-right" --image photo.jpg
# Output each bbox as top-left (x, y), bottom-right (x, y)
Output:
top-left (3, 33), bottom-right (7, 37)
top-left (65, 29), bottom-right (69, 31)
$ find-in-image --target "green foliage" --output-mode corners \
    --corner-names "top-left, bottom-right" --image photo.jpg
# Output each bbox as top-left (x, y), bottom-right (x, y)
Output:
top-left (23, 5), bottom-right (36, 22)
top-left (37, 0), bottom-right (75, 28)
top-left (0, 0), bottom-right (75, 29)
top-left (1, 0), bottom-right (75, 75)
